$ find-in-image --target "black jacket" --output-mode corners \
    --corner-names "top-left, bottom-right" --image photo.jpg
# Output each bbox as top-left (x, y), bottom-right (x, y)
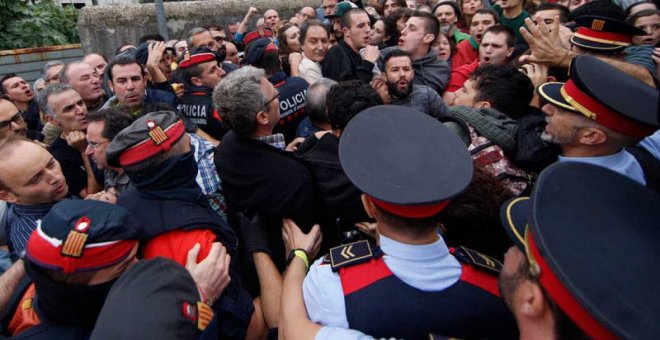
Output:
top-left (177, 85), bottom-right (229, 140)
top-left (215, 131), bottom-right (317, 269)
top-left (295, 133), bottom-right (369, 228)
top-left (322, 40), bottom-right (375, 83)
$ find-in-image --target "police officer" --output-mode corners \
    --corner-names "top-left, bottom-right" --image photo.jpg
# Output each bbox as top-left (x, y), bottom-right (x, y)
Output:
top-left (91, 258), bottom-right (218, 340)
top-left (569, 15), bottom-right (647, 54)
top-left (106, 111), bottom-right (259, 340)
top-left (177, 47), bottom-right (229, 144)
top-left (499, 161), bottom-right (660, 339)
top-left (302, 105), bottom-right (517, 339)
top-left (0, 200), bottom-right (142, 339)
top-left (537, 55), bottom-right (660, 190)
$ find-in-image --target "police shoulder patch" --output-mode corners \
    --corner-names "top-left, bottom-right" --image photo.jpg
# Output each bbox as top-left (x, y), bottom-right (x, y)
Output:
top-left (329, 240), bottom-right (380, 272)
top-left (453, 246), bottom-right (502, 275)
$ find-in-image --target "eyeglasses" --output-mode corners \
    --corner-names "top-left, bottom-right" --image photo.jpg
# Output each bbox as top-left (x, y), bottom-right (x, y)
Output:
top-left (261, 91), bottom-right (280, 111)
top-left (0, 111), bottom-right (25, 131)
top-left (87, 140), bottom-right (109, 150)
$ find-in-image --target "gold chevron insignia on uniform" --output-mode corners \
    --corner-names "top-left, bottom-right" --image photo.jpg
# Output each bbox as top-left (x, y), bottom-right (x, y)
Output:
top-left (21, 298), bottom-right (33, 310)
top-left (146, 119), bottom-right (168, 145)
top-left (591, 19), bottom-right (605, 31)
top-left (453, 246), bottom-right (502, 275)
top-left (329, 240), bottom-right (375, 272)
top-left (196, 301), bottom-right (214, 331)
top-left (61, 217), bottom-right (91, 258)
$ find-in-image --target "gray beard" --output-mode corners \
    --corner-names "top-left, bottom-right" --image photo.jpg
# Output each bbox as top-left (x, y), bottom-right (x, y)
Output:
top-left (439, 24), bottom-right (452, 34)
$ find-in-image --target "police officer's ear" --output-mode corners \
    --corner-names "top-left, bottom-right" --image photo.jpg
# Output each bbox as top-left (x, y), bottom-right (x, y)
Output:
top-left (190, 76), bottom-right (204, 87)
top-left (576, 127), bottom-right (607, 146)
top-left (515, 280), bottom-right (551, 322)
top-left (360, 194), bottom-right (377, 219)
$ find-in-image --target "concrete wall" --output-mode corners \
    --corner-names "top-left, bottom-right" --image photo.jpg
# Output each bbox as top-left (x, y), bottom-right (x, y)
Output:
top-left (77, 0), bottom-right (319, 58)
top-left (0, 44), bottom-right (84, 84)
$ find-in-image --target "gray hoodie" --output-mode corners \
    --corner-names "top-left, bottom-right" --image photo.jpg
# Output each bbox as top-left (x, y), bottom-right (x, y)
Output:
top-left (378, 46), bottom-right (451, 94)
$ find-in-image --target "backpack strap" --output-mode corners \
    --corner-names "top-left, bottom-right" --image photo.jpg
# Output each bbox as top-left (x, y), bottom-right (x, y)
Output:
top-left (626, 146), bottom-right (660, 192)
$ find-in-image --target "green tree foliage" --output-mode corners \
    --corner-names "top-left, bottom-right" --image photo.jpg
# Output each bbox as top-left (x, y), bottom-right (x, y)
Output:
top-left (0, 0), bottom-right (80, 50)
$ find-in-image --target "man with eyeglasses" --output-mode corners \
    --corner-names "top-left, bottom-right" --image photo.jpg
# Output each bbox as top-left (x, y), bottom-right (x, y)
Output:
top-left (85, 108), bottom-right (133, 196)
top-left (213, 67), bottom-right (319, 298)
top-left (244, 34), bottom-right (309, 143)
top-left (39, 83), bottom-right (102, 199)
top-left (0, 98), bottom-right (28, 140)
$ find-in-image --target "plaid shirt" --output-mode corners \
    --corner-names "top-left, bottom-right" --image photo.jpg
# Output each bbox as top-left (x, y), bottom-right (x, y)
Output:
top-left (189, 133), bottom-right (227, 222)
top-left (255, 133), bottom-right (286, 150)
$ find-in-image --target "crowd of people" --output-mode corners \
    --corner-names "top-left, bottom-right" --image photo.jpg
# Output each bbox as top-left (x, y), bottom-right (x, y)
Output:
top-left (0, 0), bottom-right (659, 338)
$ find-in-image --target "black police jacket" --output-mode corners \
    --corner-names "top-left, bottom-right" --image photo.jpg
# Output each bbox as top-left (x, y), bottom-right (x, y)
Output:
top-left (177, 85), bottom-right (229, 141)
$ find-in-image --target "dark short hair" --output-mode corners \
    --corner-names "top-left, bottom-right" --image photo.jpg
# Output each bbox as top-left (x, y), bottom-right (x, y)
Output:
top-left (115, 44), bottom-right (135, 56)
top-left (383, 49), bottom-right (412, 68)
top-left (327, 80), bottom-right (383, 130)
top-left (440, 164), bottom-right (513, 259)
top-left (385, 0), bottom-right (408, 12)
top-left (472, 8), bottom-right (499, 24)
top-left (138, 34), bottom-right (165, 44)
top-left (390, 7), bottom-right (413, 23)
top-left (382, 16), bottom-right (401, 47)
top-left (299, 19), bottom-right (329, 45)
top-left (483, 25), bottom-right (516, 48)
top-left (411, 11), bottom-right (440, 43)
top-left (532, 3), bottom-right (570, 23)
top-left (433, 1), bottom-right (463, 22)
top-left (87, 108), bottom-right (135, 140)
top-left (470, 65), bottom-right (534, 119)
top-left (373, 203), bottom-right (442, 236)
top-left (259, 51), bottom-right (283, 75)
top-left (0, 73), bottom-right (19, 94)
top-left (107, 54), bottom-right (146, 83)
top-left (341, 8), bottom-right (369, 29)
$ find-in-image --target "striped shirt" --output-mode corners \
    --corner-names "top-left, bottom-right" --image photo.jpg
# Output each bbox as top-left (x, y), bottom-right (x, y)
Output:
top-left (6, 202), bottom-right (56, 260)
